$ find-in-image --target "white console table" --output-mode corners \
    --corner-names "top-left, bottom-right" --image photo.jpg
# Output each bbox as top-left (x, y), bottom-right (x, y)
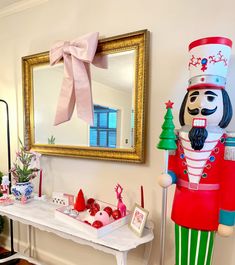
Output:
top-left (0, 200), bottom-right (154, 265)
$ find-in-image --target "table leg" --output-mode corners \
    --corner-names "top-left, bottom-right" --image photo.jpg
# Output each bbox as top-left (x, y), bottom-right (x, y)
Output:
top-left (115, 251), bottom-right (127, 265)
top-left (143, 239), bottom-right (153, 265)
top-left (28, 225), bottom-right (32, 257)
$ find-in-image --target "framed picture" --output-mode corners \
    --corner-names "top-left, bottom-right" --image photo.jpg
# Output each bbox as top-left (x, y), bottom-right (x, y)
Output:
top-left (129, 203), bottom-right (149, 237)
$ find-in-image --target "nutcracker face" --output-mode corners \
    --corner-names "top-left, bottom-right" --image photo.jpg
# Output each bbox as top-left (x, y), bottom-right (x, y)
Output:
top-left (184, 88), bottom-right (224, 127)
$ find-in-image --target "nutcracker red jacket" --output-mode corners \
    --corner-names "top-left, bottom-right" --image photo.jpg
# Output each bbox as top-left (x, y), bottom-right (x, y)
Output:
top-left (168, 133), bottom-right (235, 231)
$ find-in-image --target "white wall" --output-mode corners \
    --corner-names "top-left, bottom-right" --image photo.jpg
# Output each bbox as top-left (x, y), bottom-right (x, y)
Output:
top-left (1, 0), bottom-right (235, 264)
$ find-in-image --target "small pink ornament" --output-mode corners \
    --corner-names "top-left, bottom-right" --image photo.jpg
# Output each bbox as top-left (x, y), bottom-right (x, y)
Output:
top-left (94, 210), bottom-right (110, 225)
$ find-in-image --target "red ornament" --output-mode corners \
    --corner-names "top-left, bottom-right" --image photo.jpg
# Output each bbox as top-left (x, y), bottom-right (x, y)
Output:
top-left (73, 189), bottom-right (86, 212)
top-left (92, 220), bottom-right (103, 229)
top-left (103, 206), bottom-right (113, 217)
top-left (89, 202), bottom-right (100, 216)
top-left (87, 198), bottom-right (95, 205)
top-left (112, 209), bottom-right (122, 220)
top-left (86, 198), bottom-right (95, 209)
top-left (165, 100), bottom-right (174, 109)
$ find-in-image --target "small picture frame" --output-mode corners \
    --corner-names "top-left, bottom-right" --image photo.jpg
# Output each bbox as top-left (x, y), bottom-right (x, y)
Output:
top-left (129, 203), bottom-right (149, 237)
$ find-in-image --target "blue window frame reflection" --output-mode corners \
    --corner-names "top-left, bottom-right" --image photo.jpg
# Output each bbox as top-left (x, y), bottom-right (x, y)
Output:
top-left (90, 105), bottom-right (117, 148)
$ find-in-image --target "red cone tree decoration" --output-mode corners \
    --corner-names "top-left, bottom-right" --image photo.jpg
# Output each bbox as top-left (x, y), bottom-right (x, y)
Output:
top-left (74, 189), bottom-right (86, 211)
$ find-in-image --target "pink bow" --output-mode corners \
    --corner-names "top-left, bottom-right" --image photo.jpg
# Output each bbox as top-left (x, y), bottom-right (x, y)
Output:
top-left (50, 32), bottom-right (100, 126)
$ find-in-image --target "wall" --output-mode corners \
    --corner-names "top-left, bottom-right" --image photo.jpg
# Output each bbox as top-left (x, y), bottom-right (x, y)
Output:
top-left (1, 0), bottom-right (235, 264)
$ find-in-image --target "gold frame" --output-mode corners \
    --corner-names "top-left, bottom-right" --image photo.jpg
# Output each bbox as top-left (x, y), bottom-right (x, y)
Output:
top-left (22, 29), bottom-right (149, 163)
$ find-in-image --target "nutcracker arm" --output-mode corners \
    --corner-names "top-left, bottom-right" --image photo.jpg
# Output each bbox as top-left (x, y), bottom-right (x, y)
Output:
top-left (168, 170), bottom-right (177, 183)
top-left (218, 134), bottom-right (235, 237)
top-left (218, 197), bottom-right (235, 237)
top-left (219, 209), bottom-right (235, 226)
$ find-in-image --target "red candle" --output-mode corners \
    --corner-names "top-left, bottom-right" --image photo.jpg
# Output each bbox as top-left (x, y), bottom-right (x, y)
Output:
top-left (39, 169), bottom-right (42, 197)
top-left (141, 185), bottom-right (144, 208)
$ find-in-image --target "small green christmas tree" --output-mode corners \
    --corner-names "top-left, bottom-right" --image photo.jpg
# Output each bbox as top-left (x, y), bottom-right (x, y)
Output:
top-left (157, 100), bottom-right (177, 150)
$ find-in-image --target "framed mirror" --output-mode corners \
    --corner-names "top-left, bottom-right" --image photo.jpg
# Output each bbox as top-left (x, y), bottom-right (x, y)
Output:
top-left (22, 30), bottom-right (149, 163)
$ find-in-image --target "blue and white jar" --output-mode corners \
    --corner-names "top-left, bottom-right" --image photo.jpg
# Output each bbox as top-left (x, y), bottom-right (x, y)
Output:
top-left (11, 182), bottom-right (34, 200)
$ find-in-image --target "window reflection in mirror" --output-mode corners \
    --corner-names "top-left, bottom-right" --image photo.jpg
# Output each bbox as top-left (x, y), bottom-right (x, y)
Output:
top-left (90, 105), bottom-right (118, 148)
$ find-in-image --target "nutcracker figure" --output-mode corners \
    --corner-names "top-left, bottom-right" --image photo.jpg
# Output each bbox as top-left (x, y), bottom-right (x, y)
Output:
top-left (158, 37), bottom-right (235, 265)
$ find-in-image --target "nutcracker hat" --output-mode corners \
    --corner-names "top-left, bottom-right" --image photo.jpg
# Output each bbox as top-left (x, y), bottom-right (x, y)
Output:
top-left (188, 36), bottom-right (232, 90)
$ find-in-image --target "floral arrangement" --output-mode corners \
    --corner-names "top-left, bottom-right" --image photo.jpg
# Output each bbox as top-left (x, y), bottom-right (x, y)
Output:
top-left (10, 140), bottom-right (40, 183)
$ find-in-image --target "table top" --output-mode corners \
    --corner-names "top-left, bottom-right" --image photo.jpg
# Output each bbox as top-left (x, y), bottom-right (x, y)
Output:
top-left (0, 200), bottom-right (154, 252)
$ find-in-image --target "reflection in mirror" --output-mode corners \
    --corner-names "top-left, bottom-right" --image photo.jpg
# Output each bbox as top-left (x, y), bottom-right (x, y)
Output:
top-left (33, 50), bottom-right (135, 148)
top-left (23, 30), bottom-right (149, 162)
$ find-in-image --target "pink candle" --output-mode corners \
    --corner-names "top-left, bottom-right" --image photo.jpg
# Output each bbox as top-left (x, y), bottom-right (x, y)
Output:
top-left (39, 169), bottom-right (42, 197)
top-left (141, 185), bottom-right (144, 208)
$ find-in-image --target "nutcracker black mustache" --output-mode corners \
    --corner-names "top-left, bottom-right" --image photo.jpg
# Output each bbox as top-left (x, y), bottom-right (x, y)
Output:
top-left (187, 106), bottom-right (217, 116)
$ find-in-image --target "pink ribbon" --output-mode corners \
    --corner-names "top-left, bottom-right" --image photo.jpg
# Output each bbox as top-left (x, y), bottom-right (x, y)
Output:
top-left (50, 32), bottom-right (100, 126)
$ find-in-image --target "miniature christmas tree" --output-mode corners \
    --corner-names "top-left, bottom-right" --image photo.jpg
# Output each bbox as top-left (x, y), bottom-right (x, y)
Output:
top-left (157, 100), bottom-right (177, 150)
top-left (74, 189), bottom-right (86, 212)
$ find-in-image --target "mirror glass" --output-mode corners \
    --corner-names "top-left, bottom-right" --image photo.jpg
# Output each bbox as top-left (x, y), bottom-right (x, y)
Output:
top-left (23, 30), bottom-right (148, 162)
top-left (33, 50), bottom-right (135, 148)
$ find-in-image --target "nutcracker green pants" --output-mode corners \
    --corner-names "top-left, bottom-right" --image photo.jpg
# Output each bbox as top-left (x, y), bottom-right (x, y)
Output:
top-left (175, 224), bottom-right (215, 265)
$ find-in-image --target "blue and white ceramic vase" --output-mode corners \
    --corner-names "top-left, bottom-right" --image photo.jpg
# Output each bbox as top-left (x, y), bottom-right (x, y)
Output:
top-left (11, 182), bottom-right (34, 200)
